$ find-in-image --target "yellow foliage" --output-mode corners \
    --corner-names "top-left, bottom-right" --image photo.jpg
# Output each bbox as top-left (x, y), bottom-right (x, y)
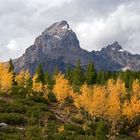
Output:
top-left (74, 84), bottom-right (92, 110)
top-left (0, 63), bottom-right (13, 92)
top-left (123, 95), bottom-right (140, 120)
top-left (74, 84), bottom-right (107, 118)
top-left (32, 74), bottom-right (44, 93)
top-left (15, 70), bottom-right (25, 86)
top-left (24, 70), bottom-right (31, 88)
top-left (53, 73), bottom-right (73, 102)
top-left (132, 79), bottom-right (140, 96)
top-left (58, 126), bottom-right (64, 133)
top-left (89, 85), bottom-right (107, 117)
top-left (107, 79), bottom-right (126, 97)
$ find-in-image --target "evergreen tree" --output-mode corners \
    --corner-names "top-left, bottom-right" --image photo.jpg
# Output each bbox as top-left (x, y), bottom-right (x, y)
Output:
top-left (53, 66), bottom-right (59, 76)
top-left (44, 71), bottom-right (54, 89)
top-left (35, 64), bottom-right (44, 83)
top-left (8, 59), bottom-right (16, 84)
top-left (8, 59), bottom-right (14, 72)
top-left (65, 64), bottom-right (73, 83)
top-left (97, 71), bottom-right (105, 85)
top-left (72, 60), bottom-right (85, 91)
top-left (85, 62), bottom-right (96, 85)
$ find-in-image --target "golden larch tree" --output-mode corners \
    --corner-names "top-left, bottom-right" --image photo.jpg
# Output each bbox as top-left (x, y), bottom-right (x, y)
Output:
top-left (32, 73), bottom-right (44, 93)
top-left (89, 85), bottom-right (107, 118)
top-left (123, 95), bottom-right (140, 120)
top-left (15, 70), bottom-right (25, 86)
top-left (53, 73), bottom-right (73, 102)
top-left (0, 63), bottom-right (13, 92)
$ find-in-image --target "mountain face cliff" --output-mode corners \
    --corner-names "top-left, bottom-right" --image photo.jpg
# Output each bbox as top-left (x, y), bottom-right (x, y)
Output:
top-left (14, 20), bottom-right (140, 74)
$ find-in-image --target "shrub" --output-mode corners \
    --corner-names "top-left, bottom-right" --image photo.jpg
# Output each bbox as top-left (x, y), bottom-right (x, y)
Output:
top-left (30, 95), bottom-right (48, 104)
top-left (0, 113), bottom-right (27, 125)
top-left (95, 120), bottom-right (107, 140)
top-left (47, 91), bottom-right (57, 103)
top-left (11, 86), bottom-right (26, 97)
top-left (71, 116), bottom-right (84, 125)
top-left (64, 123), bottom-right (85, 135)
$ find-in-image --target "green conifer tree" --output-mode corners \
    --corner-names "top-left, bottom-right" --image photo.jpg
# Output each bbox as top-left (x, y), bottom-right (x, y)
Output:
top-left (35, 64), bottom-right (44, 83)
top-left (72, 60), bottom-right (85, 91)
top-left (44, 71), bottom-right (54, 89)
top-left (8, 59), bottom-right (16, 84)
top-left (65, 64), bottom-right (73, 83)
top-left (85, 62), bottom-right (96, 85)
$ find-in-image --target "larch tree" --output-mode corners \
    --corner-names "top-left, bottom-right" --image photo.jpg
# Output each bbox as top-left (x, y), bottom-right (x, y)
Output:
top-left (32, 73), bottom-right (44, 93)
top-left (53, 73), bottom-right (73, 103)
top-left (15, 70), bottom-right (25, 86)
top-left (0, 63), bottom-right (13, 92)
top-left (123, 95), bottom-right (140, 120)
top-left (24, 70), bottom-right (31, 88)
top-left (74, 83), bottom-right (92, 110)
top-left (106, 79), bottom-right (122, 136)
top-left (132, 79), bottom-right (140, 96)
top-left (89, 85), bottom-right (107, 118)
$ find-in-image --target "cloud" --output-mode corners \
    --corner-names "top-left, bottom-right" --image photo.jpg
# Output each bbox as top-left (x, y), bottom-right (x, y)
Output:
top-left (6, 40), bottom-right (18, 51)
top-left (75, 2), bottom-right (140, 53)
top-left (0, 0), bottom-right (140, 61)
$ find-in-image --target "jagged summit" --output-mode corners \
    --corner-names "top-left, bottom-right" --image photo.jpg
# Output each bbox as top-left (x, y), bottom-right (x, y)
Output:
top-left (46, 20), bottom-right (70, 31)
top-left (34, 20), bottom-right (80, 51)
top-left (102, 41), bottom-right (123, 52)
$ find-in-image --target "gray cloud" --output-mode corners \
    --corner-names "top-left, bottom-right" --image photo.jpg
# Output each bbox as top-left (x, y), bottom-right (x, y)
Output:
top-left (0, 0), bottom-right (140, 61)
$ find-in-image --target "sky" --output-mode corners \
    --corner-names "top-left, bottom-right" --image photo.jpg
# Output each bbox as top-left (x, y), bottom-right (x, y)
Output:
top-left (0, 0), bottom-right (140, 61)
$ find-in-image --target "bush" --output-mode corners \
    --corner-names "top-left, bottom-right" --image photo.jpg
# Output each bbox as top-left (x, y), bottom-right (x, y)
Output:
top-left (71, 117), bottom-right (84, 125)
top-left (95, 120), bottom-right (107, 140)
top-left (25, 126), bottom-right (43, 140)
top-left (30, 95), bottom-right (49, 104)
top-left (0, 103), bottom-right (26, 114)
top-left (64, 123), bottom-right (85, 135)
top-left (0, 113), bottom-right (27, 125)
top-left (47, 92), bottom-right (57, 103)
top-left (11, 86), bottom-right (26, 98)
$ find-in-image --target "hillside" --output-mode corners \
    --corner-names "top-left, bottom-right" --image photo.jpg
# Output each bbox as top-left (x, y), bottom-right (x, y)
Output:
top-left (0, 62), bottom-right (140, 139)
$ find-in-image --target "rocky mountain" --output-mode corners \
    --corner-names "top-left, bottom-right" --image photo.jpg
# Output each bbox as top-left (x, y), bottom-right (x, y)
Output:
top-left (14, 20), bottom-right (140, 74)
top-left (91, 41), bottom-right (140, 71)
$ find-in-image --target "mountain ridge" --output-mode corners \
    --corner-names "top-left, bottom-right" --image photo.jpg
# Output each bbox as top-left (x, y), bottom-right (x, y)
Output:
top-left (13, 20), bottom-right (140, 74)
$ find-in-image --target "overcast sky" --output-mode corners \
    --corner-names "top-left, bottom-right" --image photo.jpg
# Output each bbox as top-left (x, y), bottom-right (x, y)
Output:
top-left (0, 0), bottom-right (140, 61)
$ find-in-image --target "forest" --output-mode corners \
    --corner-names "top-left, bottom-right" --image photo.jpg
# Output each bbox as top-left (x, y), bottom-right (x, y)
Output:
top-left (0, 59), bottom-right (140, 140)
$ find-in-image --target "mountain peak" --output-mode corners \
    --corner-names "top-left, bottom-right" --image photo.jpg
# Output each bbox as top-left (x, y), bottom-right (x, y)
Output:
top-left (32, 20), bottom-right (80, 54)
top-left (111, 41), bottom-right (122, 49)
top-left (55, 20), bottom-right (69, 28)
top-left (103, 41), bottom-right (123, 52)
top-left (45, 20), bottom-right (71, 34)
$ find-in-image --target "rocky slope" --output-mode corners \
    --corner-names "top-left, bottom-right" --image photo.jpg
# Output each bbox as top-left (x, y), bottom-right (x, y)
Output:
top-left (14, 20), bottom-right (140, 74)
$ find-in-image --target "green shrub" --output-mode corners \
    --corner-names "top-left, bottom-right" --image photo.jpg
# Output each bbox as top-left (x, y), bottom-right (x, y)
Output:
top-left (64, 123), bottom-right (85, 135)
top-left (0, 103), bottom-right (26, 114)
top-left (30, 95), bottom-right (48, 104)
top-left (95, 120), bottom-right (107, 140)
top-left (11, 86), bottom-right (26, 97)
top-left (71, 117), bottom-right (84, 125)
top-left (0, 113), bottom-right (27, 125)
top-left (25, 126), bottom-right (43, 140)
top-left (48, 92), bottom-right (57, 103)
